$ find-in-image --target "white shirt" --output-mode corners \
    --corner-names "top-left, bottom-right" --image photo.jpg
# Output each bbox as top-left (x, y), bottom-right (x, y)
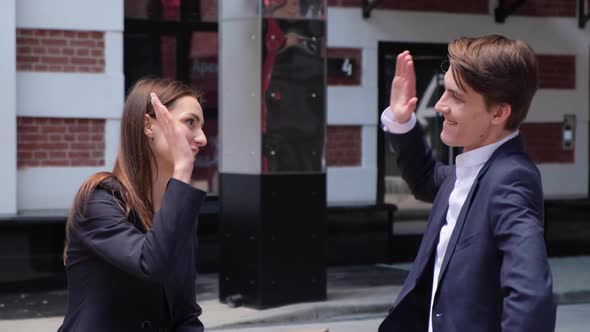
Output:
top-left (381, 108), bottom-right (519, 332)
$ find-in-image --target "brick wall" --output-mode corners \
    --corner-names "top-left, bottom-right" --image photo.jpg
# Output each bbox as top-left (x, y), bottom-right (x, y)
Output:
top-left (16, 29), bottom-right (105, 73)
top-left (326, 126), bottom-right (361, 166)
top-left (328, 0), bottom-right (488, 14)
top-left (17, 118), bottom-right (105, 168)
top-left (521, 123), bottom-right (573, 163)
top-left (537, 55), bottom-right (575, 89)
top-left (521, 54), bottom-right (575, 163)
top-left (329, 0), bottom-right (576, 16)
top-left (512, 0), bottom-right (576, 17)
top-left (16, 29), bottom-right (107, 168)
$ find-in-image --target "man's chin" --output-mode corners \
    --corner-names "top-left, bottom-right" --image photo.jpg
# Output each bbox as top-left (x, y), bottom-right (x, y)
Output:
top-left (440, 134), bottom-right (457, 147)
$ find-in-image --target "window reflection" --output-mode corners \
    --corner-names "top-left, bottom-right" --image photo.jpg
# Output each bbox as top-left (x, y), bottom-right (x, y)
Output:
top-left (124, 0), bottom-right (180, 20)
top-left (190, 32), bottom-right (218, 108)
top-left (263, 0), bottom-right (325, 19)
top-left (262, 19), bottom-right (326, 173)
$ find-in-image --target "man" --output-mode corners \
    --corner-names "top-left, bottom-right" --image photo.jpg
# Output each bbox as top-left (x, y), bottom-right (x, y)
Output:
top-left (379, 35), bottom-right (556, 332)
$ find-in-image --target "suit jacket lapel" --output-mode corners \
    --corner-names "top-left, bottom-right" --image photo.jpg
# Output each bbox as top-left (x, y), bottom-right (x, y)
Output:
top-left (435, 134), bottom-right (525, 288)
top-left (436, 176), bottom-right (479, 287)
top-left (394, 172), bottom-right (456, 306)
top-left (412, 172), bottom-right (456, 284)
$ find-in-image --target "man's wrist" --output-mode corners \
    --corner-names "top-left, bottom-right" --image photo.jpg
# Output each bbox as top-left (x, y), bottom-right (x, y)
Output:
top-left (381, 107), bottom-right (417, 134)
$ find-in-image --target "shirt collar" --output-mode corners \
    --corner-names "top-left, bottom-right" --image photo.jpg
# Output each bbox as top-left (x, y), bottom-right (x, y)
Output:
top-left (455, 130), bottom-right (519, 168)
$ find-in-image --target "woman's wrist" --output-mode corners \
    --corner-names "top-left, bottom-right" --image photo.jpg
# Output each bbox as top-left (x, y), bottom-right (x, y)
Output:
top-left (173, 164), bottom-right (193, 184)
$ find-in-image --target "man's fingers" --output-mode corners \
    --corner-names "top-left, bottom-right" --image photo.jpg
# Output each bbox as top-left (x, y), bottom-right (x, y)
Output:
top-left (394, 53), bottom-right (404, 77)
top-left (395, 50), bottom-right (409, 78)
top-left (407, 97), bottom-right (418, 112)
top-left (406, 59), bottom-right (415, 88)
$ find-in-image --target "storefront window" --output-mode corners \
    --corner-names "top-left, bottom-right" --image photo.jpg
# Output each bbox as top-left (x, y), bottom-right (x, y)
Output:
top-left (190, 32), bottom-right (218, 108)
top-left (125, 0), bottom-right (219, 193)
top-left (263, 0), bottom-right (325, 19)
top-left (125, 0), bottom-right (180, 20)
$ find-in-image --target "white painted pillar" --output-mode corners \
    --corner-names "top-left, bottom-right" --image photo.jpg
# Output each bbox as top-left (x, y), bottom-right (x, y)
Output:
top-left (0, 0), bottom-right (17, 215)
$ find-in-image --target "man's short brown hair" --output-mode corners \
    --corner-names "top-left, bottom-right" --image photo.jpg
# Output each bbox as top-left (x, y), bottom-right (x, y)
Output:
top-left (448, 34), bottom-right (538, 131)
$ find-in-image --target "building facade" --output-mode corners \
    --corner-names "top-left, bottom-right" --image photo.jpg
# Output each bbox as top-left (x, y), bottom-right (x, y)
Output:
top-left (1, 1), bottom-right (588, 218)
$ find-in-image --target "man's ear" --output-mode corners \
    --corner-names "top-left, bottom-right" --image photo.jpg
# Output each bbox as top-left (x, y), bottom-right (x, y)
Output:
top-left (491, 103), bottom-right (512, 128)
top-left (144, 114), bottom-right (154, 140)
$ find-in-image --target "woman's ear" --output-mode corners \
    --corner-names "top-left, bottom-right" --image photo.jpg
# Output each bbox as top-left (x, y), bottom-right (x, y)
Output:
top-left (144, 114), bottom-right (154, 140)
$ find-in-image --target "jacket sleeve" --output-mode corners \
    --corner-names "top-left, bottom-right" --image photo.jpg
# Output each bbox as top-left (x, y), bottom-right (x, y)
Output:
top-left (166, 226), bottom-right (205, 332)
top-left (173, 303), bottom-right (204, 332)
top-left (489, 163), bottom-right (556, 332)
top-left (71, 178), bottom-right (206, 282)
top-left (385, 123), bottom-right (452, 202)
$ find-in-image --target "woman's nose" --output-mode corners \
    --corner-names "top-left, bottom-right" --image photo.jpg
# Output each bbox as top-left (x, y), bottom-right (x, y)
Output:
top-left (194, 130), bottom-right (207, 147)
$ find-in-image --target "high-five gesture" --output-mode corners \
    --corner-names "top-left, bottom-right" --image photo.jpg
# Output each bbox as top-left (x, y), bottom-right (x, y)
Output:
top-left (389, 50), bottom-right (418, 124)
top-left (150, 92), bottom-right (194, 184)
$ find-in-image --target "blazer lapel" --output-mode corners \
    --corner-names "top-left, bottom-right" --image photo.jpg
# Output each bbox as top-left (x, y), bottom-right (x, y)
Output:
top-left (435, 176), bottom-right (479, 287)
top-left (394, 172), bottom-right (456, 306)
top-left (434, 134), bottom-right (524, 287)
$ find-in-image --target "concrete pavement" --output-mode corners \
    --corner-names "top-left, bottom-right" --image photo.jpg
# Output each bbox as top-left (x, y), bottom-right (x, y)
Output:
top-left (1, 256), bottom-right (589, 331)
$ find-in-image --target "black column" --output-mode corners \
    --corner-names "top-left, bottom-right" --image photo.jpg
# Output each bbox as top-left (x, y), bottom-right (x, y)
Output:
top-left (218, 0), bottom-right (327, 308)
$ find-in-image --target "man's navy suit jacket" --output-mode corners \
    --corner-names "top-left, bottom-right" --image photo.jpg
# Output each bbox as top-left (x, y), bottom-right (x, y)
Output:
top-left (379, 124), bottom-right (556, 332)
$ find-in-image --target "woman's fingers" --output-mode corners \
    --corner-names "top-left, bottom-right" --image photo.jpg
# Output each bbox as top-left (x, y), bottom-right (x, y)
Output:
top-left (149, 92), bottom-right (195, 172)
top-left (150, 93), bottom-right (172, 129)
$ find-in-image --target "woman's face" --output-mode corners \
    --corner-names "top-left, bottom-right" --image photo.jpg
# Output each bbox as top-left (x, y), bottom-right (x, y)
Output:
top-left (148, 96), bottom-right (207, 171)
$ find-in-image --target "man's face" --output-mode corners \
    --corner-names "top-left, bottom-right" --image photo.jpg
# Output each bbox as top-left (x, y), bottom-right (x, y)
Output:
top-left (434, 68), bottom-right (496, 152)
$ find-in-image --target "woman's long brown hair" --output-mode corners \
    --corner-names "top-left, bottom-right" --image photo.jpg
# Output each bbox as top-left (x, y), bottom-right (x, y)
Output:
top-left (63, 78), bottom-right (200, 263)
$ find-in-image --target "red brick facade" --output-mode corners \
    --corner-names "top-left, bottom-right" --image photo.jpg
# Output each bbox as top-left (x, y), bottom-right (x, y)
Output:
top-left (16, 29), bottom-right (105, 73)
top-left (328, 0), bottom-right (576, 17)
top-left (326, 126), bottom-right (362, 166)
top-left (537, 55), bottom-right (576, 89)
top-left (512, 0), bottom-right (576, 17)
top-left (524, 54), bottom-right (575, 163)
top-left (521, 123), bottom-right (574, 163)
top-left (328, 0), bottom-right (488, 14)
top-left (17, 117), bottom-right (105, 168)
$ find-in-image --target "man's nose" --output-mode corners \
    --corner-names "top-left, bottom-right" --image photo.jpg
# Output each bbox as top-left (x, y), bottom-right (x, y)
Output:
top-left (435, 99), bottom-right (449, 114)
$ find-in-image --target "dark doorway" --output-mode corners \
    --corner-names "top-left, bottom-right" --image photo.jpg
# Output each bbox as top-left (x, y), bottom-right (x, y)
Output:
top-left (377, 41), bottom-right (460, 204)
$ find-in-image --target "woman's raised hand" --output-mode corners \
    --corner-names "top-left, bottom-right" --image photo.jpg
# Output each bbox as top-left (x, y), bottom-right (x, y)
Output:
top-left (150, 93), bottom-right (194, 184)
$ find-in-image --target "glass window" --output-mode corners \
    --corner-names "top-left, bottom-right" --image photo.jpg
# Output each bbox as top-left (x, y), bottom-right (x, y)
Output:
top-left (200, 0), bottom-right (218, 22)
top-left (190, 31), bottom-right (219, 193)
top-left (125, 0), bottom-right (150, 19)
top-left (124, 34), bottom-right (176, 90)
top-left (263, 0), bottom-right (325, 20)
top-left (124, 0), bottom-right (219, 194)
top-left (261, 19), bottom-right (326, 173)
top-left (190, 32), bottom-right (218, 108)
top-left (125, 0), bottom-right (180, 20)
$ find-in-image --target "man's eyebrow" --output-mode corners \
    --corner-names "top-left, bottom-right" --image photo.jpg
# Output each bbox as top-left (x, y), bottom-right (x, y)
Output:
top-left (446, 86), bottom-right (464, 97)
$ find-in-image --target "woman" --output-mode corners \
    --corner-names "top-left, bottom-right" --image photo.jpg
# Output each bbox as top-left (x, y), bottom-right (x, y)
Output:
top-left (58, 78), bottom-right (207, 331)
